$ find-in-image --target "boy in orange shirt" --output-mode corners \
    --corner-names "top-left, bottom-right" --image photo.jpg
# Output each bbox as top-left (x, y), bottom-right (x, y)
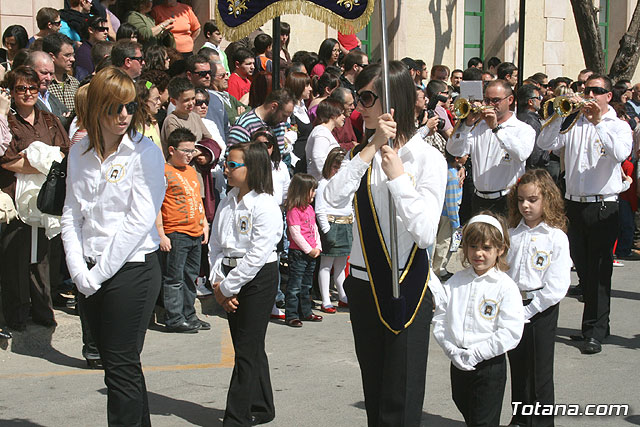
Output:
top-left (156, 128), bottom-right (210, 333)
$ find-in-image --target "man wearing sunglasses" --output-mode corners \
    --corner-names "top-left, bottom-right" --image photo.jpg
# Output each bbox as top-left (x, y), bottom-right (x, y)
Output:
top-left (75, 16), bottom-right (110, 81)
top-left (111, 40), bottom-right (144, 80)
top-left (28, 7), bottom-right (61, 47)
top-left (538, 74), bottom-right (632, 356)
top-left (447, 79), bottom-right (535, 216)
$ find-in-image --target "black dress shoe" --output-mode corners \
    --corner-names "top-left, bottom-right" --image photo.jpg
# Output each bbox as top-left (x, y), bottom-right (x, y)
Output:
top-left (251, 414), bottom-right (275, 425)
top-left (0, 329), bottom-right (12, 339)
top-left (166, 321), bottom-right (200, 333)
top-left (570, 334), bottom-right (585, 341)
top-left (582, 338), bottom-right (602, 354)
top-left (191, 318), bottom-right (210, 330)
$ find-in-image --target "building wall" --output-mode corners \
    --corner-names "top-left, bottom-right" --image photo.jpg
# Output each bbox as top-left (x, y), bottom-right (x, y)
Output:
top-left (0, 0), bottom-right (62, 39)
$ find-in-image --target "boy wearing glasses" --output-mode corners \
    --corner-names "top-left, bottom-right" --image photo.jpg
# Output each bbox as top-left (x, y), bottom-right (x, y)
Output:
top-left (537, 74), bottom-right (632, 355)
top-left (447, 79), bottom-right (535, 216)
top-left (156, 127), bottom-right (210, 333)
top-left (161, 76), bottom-right (212, 156)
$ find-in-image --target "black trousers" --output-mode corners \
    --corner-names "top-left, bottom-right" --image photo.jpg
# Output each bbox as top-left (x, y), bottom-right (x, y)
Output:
top-left (566, 200), bottom-right (618, 341)
top-left (79, 251), bottom-right (161, 427)
top-left (508, 303), bottom-right (559, 427)
top-left (471, 194), bottom-right (508, 218)
top-left (0, 220), bottom-right (61, 327)
top-left (345, 275), bottom-right (433, 427)
top-left (223, 261), bottom-right (278, 427)
top-left (451, 354), bottom-right (506, 427)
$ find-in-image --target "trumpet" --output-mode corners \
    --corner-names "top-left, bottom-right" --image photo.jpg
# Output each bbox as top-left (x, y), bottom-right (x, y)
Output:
top-left (543, 92), bottom-right (592, 118)
top-left (453, 98), bottom-right (493, 119)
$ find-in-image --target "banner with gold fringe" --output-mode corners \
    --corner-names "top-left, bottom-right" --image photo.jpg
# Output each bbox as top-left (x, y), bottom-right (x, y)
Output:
top-left (215, 0), bottom-right (374, 41)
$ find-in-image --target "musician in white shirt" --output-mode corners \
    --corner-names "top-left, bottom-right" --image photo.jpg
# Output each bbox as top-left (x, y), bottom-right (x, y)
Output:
top-left (324, 61), bottom-right (446, 426)
top-left (447, 79), bottom-right (535, 215)
top-left (209, 141), bottom-right (282, 425)
top-left (537, 74), bottom-right (632, 354)
top-left (61, 67), bottom-right (166, 426)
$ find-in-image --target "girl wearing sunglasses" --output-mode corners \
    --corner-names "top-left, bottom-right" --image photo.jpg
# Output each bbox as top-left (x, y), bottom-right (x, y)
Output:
top-left (323, 61), bottom-right (447, 426)
top-left (209, 141), bottom-right (283, 425)
top-left (0, 66), bottom-right (69, 333)
top-left (61, 67), bottom-right (165, 426)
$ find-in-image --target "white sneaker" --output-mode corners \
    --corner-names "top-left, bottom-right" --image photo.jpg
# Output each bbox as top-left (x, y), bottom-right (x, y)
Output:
top-left (613, 259), bottom-right (624, 267)
top-left (196, 277), bottom-right (212, 296)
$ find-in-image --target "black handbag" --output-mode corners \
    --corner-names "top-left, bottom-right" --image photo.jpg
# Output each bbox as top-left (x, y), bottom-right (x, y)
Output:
top-left (37, 156), bottom-right (67, 216)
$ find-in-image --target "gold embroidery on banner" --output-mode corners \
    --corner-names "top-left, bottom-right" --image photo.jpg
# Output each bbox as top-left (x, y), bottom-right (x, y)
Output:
top-left (337, 0), bottom-right (360, 11)
top-left (227, 0), bottom-right (249, 17)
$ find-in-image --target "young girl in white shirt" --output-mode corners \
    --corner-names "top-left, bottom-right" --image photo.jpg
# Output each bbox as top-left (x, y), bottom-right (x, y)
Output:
top-left (209, 141), bottom-right (283, 425)
top-left (506, 168), bottom-right (571, 427)
top-left (432, 212), bottom-right (524, 427)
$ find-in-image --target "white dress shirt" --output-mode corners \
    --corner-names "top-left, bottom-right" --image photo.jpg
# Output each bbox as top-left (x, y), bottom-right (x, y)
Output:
top-left (507, 220), bottom-right (571, 320)
top-left (61, 133), bottom-right (166, 289)
top-left (432, 267), bottom-right (524, 367)
top-left (315, 178), bottom-right (353, 234)
top-left (306, 124), bottom-right (340, 181)
top-left (271, 161), bottom-right (290, 206)
top-left (208, 188), bottom-right (283, 297)
top-left (324, 132), bottom-right (447, 280)
top-left (447, 113), bottom-right (535, 192)
top-left (537, 106), bottom-right (632, 197)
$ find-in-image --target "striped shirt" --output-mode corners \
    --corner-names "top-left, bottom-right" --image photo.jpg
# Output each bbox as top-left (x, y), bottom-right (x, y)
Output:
top-left (442, 166), bottom-right (462, 229)
top-left (228, 109), bottom-right (286, 153)
top-left (49, 73), bottom-right (80, 115)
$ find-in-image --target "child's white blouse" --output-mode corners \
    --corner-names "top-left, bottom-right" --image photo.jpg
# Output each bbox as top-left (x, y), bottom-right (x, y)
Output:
top-left (507, 220), bottom-right (571, 320)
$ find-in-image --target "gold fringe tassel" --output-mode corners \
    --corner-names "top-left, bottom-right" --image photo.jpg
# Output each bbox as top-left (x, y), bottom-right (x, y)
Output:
top-left (215, 0), bottom-right (375, 42)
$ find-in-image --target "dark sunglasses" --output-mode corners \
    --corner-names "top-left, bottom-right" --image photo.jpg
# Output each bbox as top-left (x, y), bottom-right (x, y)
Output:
top-left (483, 96), bottom-right (509, 105)
top-left (584, 86), bottom-right (610, 96)
top-left (14, 85), bottom-right (39, 95)
top-left (111, 101), bottom-right (138, 115)
top-left (51, 21), bottom-right (62, 27)
top-left (194, 70), bottom-right (212, 78)
top-left (93, 27), bottom-right (109, 32)
top-left (356, 63), bottom-right (368, 68)
top-left (127, 56), bottom-right (144, 63)
top-left (356, 90), bottom-right (379, 108)
top-left (195, 99), bottom-right (209, 107)
top-left (225, 160), bottom-right (245, 170)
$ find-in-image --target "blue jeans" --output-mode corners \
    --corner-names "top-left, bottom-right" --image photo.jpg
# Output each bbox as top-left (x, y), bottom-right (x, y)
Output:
top-left (616, 199), bottom-right (634, 256)
top-left (161, 232), bottom-right (202, 326)
top-left (285, 249), bottom-right (316, 321)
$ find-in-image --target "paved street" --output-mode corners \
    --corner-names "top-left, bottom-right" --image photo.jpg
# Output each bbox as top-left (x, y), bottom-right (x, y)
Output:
top-left (0, 253), bottom-right (638, 427)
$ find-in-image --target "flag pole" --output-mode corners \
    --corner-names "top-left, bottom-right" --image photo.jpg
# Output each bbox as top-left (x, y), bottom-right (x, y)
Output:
top-left (379, 0), bottom-right (401, 304)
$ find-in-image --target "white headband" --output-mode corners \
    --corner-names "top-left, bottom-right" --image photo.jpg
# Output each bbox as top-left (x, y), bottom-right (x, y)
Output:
top-left (467, 214), bottom-right (504, 239)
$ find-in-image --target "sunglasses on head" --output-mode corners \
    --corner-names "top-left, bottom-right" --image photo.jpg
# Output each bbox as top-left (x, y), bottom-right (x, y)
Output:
top-left (356, 90), bottom-right (379, 108)
top-left (111, 101), bottom-right (138, 115)
top-left (584, 86), bottom-right (610, 96)
top-left (14, 85), bottom-right (39, 95)
top-left (194, 70), bottom-right (212, 78)
top-left (195, 99), bottom-right (209, 107)
top-left (225, 160), bottom-right (245, 170)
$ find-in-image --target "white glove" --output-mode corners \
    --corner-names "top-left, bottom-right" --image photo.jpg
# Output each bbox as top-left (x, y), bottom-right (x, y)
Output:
top-left (74, 269), bottom-right (101, 297)
top-left (460, 348), bottom-right (481, 369)
top-left (451, 351), bottom-right (475, 371)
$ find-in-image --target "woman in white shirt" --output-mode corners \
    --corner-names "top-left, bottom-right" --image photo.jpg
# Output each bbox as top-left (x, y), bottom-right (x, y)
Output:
top-left (305, 98), bottom-right (344, 180)
top-left (324, 61), bottom-right (447, 426)
top-left (209, 141), bottom-right (283, 425)
top-left (61, 67), bottom-right (166, 426)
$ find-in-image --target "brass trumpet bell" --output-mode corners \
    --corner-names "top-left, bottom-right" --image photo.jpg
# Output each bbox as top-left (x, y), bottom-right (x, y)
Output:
top-left (552, 92), bottom-right (588, 117)
top-left (542, 98), bottom-right (555, 120)
top-left (453, 98), bottom-right (491, 119)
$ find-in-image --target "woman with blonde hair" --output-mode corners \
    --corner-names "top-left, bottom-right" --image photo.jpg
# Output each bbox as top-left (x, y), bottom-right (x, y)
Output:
top-left (61, 66), bottom-right (165, 426)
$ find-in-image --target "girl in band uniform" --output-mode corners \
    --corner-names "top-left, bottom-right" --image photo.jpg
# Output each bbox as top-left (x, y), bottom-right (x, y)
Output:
top-left (209, 141), bottom-right (283, 426)
top-left (432, 212), bottom-right (524, 427)
top-left (506, 169), bottom-right (571, 427)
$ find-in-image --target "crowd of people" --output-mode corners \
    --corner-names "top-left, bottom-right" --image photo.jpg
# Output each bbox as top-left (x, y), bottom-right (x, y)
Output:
top-left (0, 1), bottom-right (637, 426)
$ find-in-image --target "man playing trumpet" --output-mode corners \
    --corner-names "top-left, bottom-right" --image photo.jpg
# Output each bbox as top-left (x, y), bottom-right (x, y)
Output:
top-left (537, 74), bottom-right (632, 355)
top-left (447, 79), bottom-right (535, 215)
